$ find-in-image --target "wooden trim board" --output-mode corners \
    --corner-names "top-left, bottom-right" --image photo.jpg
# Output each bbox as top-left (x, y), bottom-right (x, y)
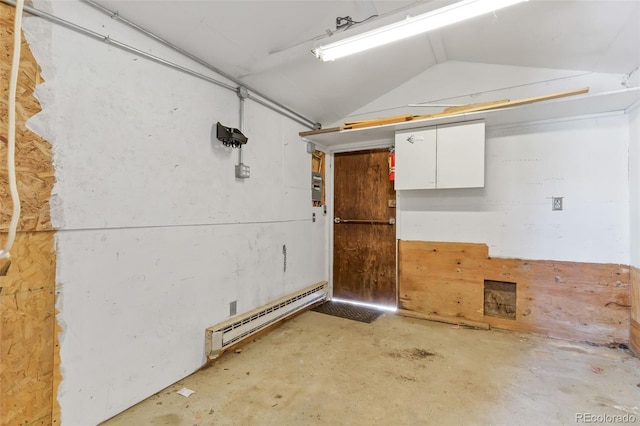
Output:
top-left (299, 87), bottom-right (589, 137)
top-left (343, 99), bottom-right (511, 130)
top-left (399, 240), bottom-right (630, 345)
top-left (632, 319), bottom-right (640, 357)
top-left (300, 126), bottom-right (342, 137)
top-left (397, 309), bottom-right (490, 330)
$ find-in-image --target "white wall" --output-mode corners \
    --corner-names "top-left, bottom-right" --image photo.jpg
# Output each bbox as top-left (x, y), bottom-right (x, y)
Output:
top-left (630, 104), bottom-right (640, 268)
top-left (23, 1), bottom-right (326, 424)
top-left (398, 114), bottom-right (630, 264)
top-left (338, 61), bottom-right (628, 127)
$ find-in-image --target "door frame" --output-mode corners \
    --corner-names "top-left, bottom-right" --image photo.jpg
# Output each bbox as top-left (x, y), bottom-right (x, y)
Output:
top-left (325, 140), bottom-right (399, 309)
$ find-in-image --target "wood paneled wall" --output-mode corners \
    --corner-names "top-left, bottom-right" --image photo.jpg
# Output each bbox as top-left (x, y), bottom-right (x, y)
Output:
top-left (1, 3), bottom-right (58, 424)
top-left (632, 266), bottom-right (640, 355)
top-left (399, 240), bottom-right (630, 345)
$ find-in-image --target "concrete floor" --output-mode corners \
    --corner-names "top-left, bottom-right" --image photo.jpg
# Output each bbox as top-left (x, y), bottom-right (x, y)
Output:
top-left (103, 311), bottom-right (640, 425)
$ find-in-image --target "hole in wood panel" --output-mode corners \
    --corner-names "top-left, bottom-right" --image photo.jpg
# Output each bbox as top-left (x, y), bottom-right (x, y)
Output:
top-left (484, 280), bottom-right (516, 320)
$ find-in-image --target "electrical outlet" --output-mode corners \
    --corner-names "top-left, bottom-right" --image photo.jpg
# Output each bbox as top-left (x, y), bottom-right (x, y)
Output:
top-left (552, 197), bottom-right (563, 211)
top-left (229, 300), bottom-right (237, 316)
top-left (235, 163), bottom-right (250, 179)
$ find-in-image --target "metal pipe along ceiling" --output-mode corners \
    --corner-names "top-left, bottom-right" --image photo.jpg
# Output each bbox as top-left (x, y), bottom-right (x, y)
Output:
top-left (81, 0), bottom-right (317, 129)
top-left (0, 0), bottom-right (317, 130)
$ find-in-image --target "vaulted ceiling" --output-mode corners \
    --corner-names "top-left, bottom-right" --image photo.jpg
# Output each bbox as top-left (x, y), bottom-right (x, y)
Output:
top-left (94, 0), bottom-right (640, 126)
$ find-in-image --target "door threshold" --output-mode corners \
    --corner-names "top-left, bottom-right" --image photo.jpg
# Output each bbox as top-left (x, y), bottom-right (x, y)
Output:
top-left (330, 297), bottom-right (397, 313)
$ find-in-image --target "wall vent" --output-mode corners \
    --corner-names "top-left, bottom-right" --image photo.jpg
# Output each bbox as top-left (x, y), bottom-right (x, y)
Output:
top-left (206, 281), bottom-right (328, 359)
top-left (484, 280), bottom-right (517, 319)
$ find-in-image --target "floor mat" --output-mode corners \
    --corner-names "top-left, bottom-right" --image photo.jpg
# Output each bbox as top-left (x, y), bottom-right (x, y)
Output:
top-left (311, 301), bottom-right (384, 324)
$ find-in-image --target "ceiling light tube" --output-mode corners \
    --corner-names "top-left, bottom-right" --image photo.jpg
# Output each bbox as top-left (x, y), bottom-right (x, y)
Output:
top-left (313, 0), bottom-right (528, 61)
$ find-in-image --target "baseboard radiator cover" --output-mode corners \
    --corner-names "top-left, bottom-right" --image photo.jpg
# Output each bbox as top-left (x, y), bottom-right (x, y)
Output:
top-left (206, 281), bottom-right (328, 359)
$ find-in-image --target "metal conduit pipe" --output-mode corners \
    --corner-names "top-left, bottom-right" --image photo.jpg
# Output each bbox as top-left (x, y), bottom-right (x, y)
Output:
top-left (0, 0), bottom-right (318, 130)
top-left (245, 92), bottom-right (316, 131)
top-left (81, 0), bottom-right (318, 130)
top-left (238, 87), bottom-right (245, 169)
top-left (0, 0), bottom-right (236, 91)
top-left (240, 93), bottom-right (313, 130)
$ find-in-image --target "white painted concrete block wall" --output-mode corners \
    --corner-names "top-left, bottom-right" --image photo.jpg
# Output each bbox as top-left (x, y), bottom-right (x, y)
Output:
top-left (630, 105), bottom-right (640, 268)
top-left (398, 114), bottom-right (630, 264)
top-left (23, 1), bottom-right (326, 424)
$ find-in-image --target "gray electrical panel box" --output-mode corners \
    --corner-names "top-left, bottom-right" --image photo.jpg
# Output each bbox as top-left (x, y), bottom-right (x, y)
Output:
top-left (312, 172), bottom-right (322, 202)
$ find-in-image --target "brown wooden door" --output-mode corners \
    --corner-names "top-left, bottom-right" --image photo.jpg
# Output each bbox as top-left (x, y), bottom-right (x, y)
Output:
top-left (333, 149), bottom-right (396, 305)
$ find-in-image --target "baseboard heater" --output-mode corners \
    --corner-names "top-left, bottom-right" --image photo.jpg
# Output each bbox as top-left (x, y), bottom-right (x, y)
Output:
top-left (206, 281), bottom-right (328, 359)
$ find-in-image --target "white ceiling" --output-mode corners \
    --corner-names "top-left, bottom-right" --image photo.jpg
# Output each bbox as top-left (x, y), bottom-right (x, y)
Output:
top-left (94, 0), bottom-right (640, 126)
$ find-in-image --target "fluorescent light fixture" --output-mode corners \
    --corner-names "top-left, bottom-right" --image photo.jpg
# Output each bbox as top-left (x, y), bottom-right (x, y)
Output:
top-left (313, 0), bottom-right (528, 61)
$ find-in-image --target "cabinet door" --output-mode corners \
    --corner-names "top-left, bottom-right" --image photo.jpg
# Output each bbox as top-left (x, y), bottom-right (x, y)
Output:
top-left (394, 127), bottom-right (437, 190)
top-left (436, 121), bottom-right (485, 189)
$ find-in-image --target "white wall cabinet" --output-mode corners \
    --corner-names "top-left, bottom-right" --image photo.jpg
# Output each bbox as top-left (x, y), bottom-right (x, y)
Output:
top-left (395, 121), bottom-right (485, 190)
top-left (394, 126), bottom-right (437, 189)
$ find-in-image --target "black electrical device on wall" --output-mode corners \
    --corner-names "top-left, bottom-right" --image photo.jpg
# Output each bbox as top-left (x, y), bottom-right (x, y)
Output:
top-left (216, 122), bottom-right (248, 148)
